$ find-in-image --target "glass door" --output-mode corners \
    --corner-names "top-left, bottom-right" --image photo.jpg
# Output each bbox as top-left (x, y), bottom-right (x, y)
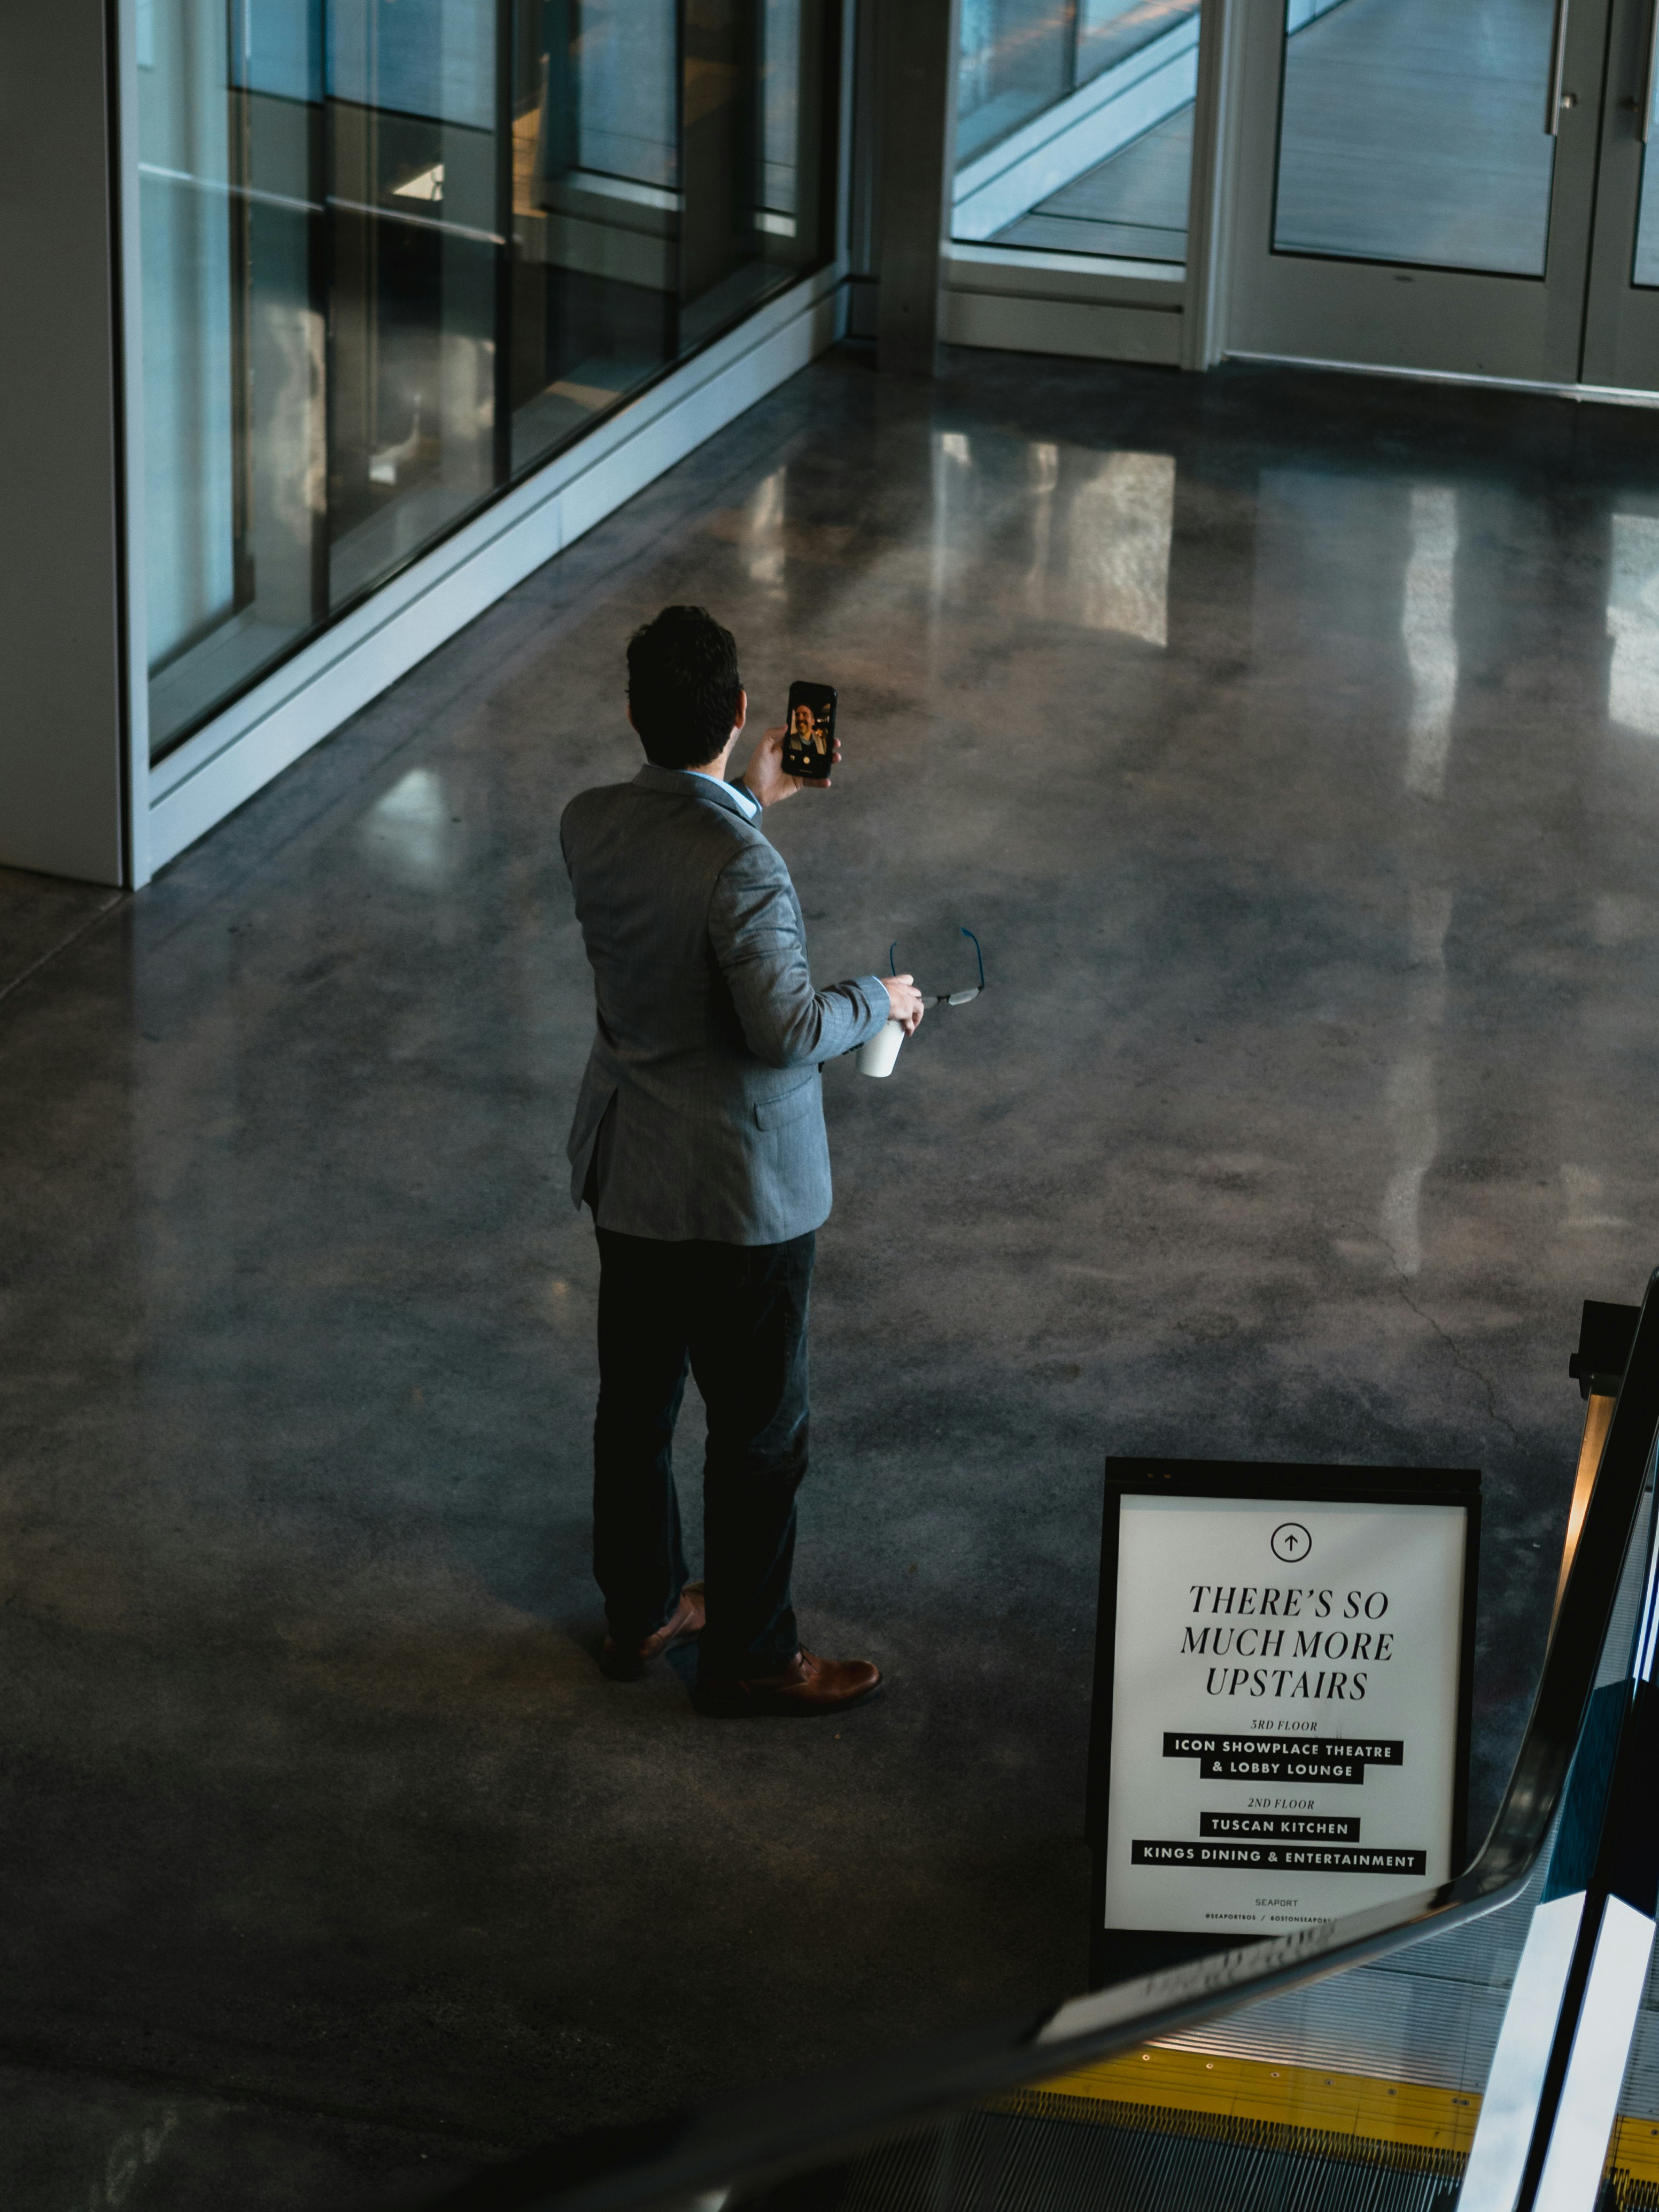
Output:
top-left (1226, 0), bottom-right (1637, 388)
top-left (1583, 0), bottom-right (1659, 385)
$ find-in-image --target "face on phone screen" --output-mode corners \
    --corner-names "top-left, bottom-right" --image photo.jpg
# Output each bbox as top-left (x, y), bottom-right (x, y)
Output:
top-left (784, 683), bottom-right (836, 778)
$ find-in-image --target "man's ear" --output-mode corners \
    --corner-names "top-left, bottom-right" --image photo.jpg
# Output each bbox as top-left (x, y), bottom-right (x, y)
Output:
top-left (626, 700), bottom-right (638, 735)
top-left (732, 687), bottom-right (748, 735)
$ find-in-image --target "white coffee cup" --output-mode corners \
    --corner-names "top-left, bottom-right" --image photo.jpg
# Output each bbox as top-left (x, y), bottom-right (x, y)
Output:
top-left (859, 1019), bottom-right (905, 1079)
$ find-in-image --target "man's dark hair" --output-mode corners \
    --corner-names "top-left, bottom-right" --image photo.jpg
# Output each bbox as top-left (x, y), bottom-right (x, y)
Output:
top-left (626, 606), bottom-right (743, 769)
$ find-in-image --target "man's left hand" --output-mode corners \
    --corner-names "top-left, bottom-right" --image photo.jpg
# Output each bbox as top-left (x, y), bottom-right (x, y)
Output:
top-left (739, 724), bottom-right (841, 808)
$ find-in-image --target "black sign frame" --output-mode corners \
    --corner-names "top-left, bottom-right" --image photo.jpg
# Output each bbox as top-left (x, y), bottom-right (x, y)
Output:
top-left (1087, 1457), bottom-right (1480, 1986)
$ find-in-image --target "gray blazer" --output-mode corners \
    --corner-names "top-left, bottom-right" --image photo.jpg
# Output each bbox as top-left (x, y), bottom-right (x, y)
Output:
top-left (561, 764), bottom-right (891, 1244)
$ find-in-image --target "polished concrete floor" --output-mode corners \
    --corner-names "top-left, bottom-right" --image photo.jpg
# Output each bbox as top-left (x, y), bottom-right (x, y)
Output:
top-left (0, 866), bottom-right (121, 1004)
top-left (6, 344), bottom-right (1659, 2206)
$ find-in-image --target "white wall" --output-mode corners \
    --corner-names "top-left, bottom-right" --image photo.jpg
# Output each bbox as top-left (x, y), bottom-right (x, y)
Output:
top-left (0, 3), bottom-right (127, 881)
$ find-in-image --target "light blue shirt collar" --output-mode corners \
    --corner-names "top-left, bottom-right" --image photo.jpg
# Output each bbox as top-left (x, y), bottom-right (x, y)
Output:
top-left (686, 768), bottom-right (759, 820)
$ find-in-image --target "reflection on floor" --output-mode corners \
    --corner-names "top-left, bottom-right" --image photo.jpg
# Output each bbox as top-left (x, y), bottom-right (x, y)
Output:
top-left (9, 346), bottom-right (1659, 2203)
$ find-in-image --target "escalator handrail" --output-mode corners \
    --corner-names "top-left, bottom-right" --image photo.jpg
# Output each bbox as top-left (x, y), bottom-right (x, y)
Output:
top-left (416, 1271), bottom-right (1659, 2212)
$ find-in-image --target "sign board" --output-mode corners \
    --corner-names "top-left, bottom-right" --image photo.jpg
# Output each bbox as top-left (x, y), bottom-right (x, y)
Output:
top-left (1088, 1460), bottom-right (1478, 1976)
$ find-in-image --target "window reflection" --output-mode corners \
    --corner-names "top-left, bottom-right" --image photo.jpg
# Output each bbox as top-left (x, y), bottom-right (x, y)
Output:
top-left (1018, 439), bottom-right (1174, 644)
top-left (745, 467), bottom-right (788, 591)
top-left (139, 0), bottom-right (837, 762)
top-left (1608, 514), bottom-right (1659, 737)
top-left (1378, 1051), bottom-right (1436, 1278)
top-left (1402, 486), bottom-right (1458, 801)
top-left (930, 430), bottom-right (977, 607)
top-left (360, 765), bottom-right (460, 888)
top-left (1023, 439), bottom-right (1061, 611)
top-left (1561, 1164), bottom-right (1630, 1231)
top-left (1384, 886), bottom-right (1453, 1284)
top-left (1067, 450), bottom-right (1174, 645)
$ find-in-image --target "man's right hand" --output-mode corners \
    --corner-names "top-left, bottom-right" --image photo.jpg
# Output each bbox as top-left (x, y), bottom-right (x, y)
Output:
top-left (883, 974), bottom-right (925, 1035)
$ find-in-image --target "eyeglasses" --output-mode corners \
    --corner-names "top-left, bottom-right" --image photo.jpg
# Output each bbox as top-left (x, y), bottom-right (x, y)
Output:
top-left (889, 927), bottom-right (986, 1006)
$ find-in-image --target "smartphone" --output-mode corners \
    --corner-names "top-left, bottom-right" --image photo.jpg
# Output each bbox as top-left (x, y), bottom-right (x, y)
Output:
top-left (782, 680), bottom-right (837, 780)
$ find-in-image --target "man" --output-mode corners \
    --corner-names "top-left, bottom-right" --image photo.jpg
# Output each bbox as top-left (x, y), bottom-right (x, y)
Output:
top-left (561, 606), bottom-right (924, 1717)
top-left (788, 699), bottom-right (827, 766)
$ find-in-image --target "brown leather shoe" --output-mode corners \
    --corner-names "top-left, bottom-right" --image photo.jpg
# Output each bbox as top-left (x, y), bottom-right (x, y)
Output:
top-left (694, 1648), bottom-right (881, 1718)
top-left (600, 1582), bottom-right (706, 1681)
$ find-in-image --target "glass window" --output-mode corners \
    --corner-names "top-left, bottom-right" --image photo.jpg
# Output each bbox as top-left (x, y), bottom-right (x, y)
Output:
top-left (327, 0), bottom-right (501, 608)
top-left (1271, 0), bottom-right (1557, 278)
top-left (137, 0), bottom-right (838, 761)
top-left (951, 0), bottom-right (1199, 265)
top-left (140, 0), bottom-right (328, 750)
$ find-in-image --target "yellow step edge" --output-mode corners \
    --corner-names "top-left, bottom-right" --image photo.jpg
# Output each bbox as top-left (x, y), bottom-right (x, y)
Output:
top-left (1002, 2046), bottom-right (1659, 2186)
top-left (1612, 2115), bottom-right (1659, 2187)
top-left (1013, 2045), bottom-right (1480, 2157)
top-left (997, 2046), bottom-right (1659, 2188)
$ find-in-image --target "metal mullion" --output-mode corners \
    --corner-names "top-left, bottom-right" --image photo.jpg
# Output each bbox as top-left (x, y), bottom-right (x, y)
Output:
top-left (493, 0), bottom-right (514, 486)
top-left (226, 0), bottom-right (256, 616)
top-left (1511, 1469), bottom-right (1659, 2207)
top-left (1548, 0), bottom-right (1575, 132)
top-left (674, 0), bottom-right (687, 349)
top-left (313, 10), bottom-right (333, 623)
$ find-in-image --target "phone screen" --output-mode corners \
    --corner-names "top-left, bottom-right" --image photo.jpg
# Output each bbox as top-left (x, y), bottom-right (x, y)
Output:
top-left (782, 681), bottom-right (836, 780)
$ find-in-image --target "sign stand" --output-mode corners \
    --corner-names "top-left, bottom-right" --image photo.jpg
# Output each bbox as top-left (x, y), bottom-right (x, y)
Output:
top-left (1088, 1458), bottom-right (1479, 1988)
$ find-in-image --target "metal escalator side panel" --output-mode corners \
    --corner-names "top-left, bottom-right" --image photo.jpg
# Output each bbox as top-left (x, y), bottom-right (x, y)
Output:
top-left (1551, 1395), bottom-right (1615, 1632)
top-left (1544, 1689), bottom-right (1644, 1909)
top-left (1510, 1405), bottom-right (1659, 2208)
top-left (1462, 1272), bottom-right (1659, 1903)
top-left (1533, 1898), bottom-right (1658, 2212)
top-left (1458, 1896), bottom-right (1587, 2212)
top-left (1461, 1678), bottom-right (1637, 2209)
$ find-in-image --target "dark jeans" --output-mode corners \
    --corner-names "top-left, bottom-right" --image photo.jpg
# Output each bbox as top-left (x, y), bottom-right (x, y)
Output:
top-left (592, 1227), bottom-right (814, 1683)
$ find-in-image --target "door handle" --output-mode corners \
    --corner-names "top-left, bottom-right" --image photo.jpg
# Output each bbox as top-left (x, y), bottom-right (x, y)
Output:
top-left (1642, 0), bottom-right (1659, 143)
top-left (1546, 0), bottom-right (1571, 133)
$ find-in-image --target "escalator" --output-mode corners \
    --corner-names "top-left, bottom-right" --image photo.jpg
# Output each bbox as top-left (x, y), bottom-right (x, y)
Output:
top-left (400, 1274), bottom-right (1659, 2212)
